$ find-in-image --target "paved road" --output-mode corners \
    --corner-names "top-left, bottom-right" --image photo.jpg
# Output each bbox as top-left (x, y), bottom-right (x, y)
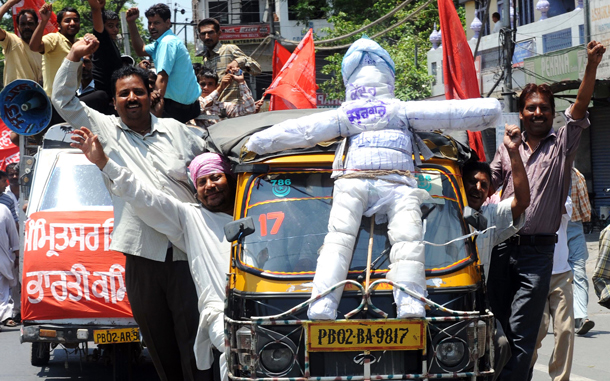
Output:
top-left (1, 233), bottom-right (609, 380)
top-left (532, 232), bottom-right (610, 381)
top-left (0, 327), bottom-right (159, 380)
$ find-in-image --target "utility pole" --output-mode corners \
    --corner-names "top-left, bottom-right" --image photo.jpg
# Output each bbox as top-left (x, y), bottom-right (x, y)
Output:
top-left (501, 0), bottom-right (515, 113)
top-left (173, 3), bottom-right (185, 33)
top-left (268, 0), bottom-right (276, 36)
top-left (584, 0), bottom-right (591, 41)
top-left (120, 11), bottom-right (131, 56)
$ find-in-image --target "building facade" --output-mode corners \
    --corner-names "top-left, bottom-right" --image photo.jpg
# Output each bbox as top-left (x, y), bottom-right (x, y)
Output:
top-left (427, 0), bottom-right (610, 215)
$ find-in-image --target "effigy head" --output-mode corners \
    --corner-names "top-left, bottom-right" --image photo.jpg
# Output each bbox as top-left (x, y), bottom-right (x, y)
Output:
top-left (342, 36), bottom-right (395, 101)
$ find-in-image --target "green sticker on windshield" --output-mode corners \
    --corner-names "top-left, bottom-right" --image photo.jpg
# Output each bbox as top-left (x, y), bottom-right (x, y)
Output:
top-left (417, 173), bottom-right (444, 204)
top-left (271, 179), bottom-right (291, 198)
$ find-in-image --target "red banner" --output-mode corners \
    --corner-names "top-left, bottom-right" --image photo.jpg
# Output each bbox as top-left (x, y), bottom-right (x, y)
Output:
top-left (220, 24), bottom-right (269, 40)
top-left (266, 29), bottom-right (317, 110)
top-left (270, 41), bottom-right (292, 111)
top-left (12, 0), bottom-right (57, 36)
top-left (438, 0), bottom-right (486, 161)
top-left (22, 211), bottom-right (133, 321)
top-left (0, 120), bottom-right (19, 171)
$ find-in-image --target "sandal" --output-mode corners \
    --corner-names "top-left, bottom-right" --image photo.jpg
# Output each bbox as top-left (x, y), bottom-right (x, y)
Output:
top-left (2, 319), bottom-right (17, 327)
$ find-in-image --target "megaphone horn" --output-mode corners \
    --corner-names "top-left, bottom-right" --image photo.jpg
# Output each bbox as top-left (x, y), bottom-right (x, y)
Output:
top-left (0, 79), bottom-right (51, 136)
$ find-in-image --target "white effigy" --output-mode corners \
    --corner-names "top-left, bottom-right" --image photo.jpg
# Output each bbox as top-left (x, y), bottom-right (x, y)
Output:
top-left (245, 37), bottom-right (501, 320)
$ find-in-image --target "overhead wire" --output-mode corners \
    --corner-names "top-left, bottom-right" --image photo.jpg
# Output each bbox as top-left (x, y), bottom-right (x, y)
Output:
top-left (278, 0), bottom-right (435, 51)
top-left (313, 0), bottom-right (416, 45)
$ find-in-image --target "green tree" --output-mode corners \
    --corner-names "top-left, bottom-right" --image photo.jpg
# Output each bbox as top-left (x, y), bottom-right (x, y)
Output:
top-left (315, 0), bottom-right (453, 101)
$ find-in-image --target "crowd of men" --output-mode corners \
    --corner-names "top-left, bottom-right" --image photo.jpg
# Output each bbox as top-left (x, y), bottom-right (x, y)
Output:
top-left (1, 0), bottom-right (261, 138)
top-left (1, 1), bottom-right (610, 381)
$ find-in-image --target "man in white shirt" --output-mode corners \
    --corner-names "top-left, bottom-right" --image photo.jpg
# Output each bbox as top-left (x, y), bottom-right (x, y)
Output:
top-left (0, 204), bottom-right (18, 328)
top-left (52, 35), bottom-right (209, 380)
top-left (71, 127), bottom-right (233, 380)
top-left (492, 12), bottom-right (503, 33)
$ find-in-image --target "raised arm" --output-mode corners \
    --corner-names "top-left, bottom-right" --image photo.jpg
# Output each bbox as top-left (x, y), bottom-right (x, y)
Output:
top-left (87, 0), bottom-right (105, 34)
top-left (401, 98), bottom-right (502, 132)
top-left (71, 127), bottom-right (189, 250)
top-left (245, 109), bottom-right (341, 155)
top-left (125, 7), bottom-right (146, 57)
top-left (226, 47), bottom-right (262, 76)
top-left (504, 124), bottom-right (530, 223)
top-left (227, 73), bottom-right (256, 117)
top-left (52, 34), bottom-right (100, 129)
top-left (0, 0), bottom-right (20, 40)
top-left (572, 41), bottom-right (606, 120)
top-left (29, 2), bottom-right (52, 53)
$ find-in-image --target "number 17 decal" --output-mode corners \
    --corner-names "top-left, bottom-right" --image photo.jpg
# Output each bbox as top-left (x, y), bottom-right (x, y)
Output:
top-left (258, 212), bottom-right (285, 236)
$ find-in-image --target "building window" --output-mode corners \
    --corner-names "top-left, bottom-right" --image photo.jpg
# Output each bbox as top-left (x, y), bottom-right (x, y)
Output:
top-left (543, 28), bottom-right (572, 53)
top-left (431, 62), bottom-right (437, 86)
top-left (241, 0), bottom-right (260, 24)
top-left (579, 24), bottom-right (585, 45)
top-left (517, 0), bottom-right (535, 26)
top-left (209, 1), bottom-right (229, 24)
top-left (288, 0), bottom-right (327, 21)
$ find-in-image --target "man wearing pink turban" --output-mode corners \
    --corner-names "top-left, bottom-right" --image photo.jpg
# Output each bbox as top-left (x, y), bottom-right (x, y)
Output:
top-left (72, 127), bottom-right (235, 380)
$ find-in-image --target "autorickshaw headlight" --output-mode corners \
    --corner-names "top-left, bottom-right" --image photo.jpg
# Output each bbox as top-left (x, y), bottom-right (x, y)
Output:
top-left (435, 339), bottom-right (466, 367)
top-left (259, 341), bottom-right (295, 375)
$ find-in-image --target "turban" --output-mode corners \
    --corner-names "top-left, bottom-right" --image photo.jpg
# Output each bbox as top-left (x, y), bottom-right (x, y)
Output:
top-left (341, 36), bottom-right (395, 86)
top-left (188, 152), bottom-right (234, 185)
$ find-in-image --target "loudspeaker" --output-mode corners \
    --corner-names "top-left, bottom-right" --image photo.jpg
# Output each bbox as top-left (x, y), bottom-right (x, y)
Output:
top-left (0, 79), bottom-right (51, 136)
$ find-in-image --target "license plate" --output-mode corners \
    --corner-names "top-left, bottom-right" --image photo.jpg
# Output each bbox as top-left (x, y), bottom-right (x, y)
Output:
top-left (93, 328), bottom-right (140, 344)
top-left (307, 320), bottom-right (425, 352)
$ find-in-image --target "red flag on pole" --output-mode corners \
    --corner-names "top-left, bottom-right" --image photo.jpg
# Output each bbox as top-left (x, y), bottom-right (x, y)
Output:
top-left (438, 0), bottom-right (487, 161)
top-left (266, 29), bottom-right (317, 110)
top-left (270, 41), bottom-right (292, 111)
top-left (12, 0), bottom-right (58, 36)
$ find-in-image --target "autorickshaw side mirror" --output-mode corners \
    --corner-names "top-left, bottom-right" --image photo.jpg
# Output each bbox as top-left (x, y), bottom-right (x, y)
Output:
top-left (463, 206), bottom-right (488, 231)
top-left (224, 217), bottom-right (256, 243)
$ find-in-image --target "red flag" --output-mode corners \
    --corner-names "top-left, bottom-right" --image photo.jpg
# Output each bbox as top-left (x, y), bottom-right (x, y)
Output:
top-left (270, 41), bottom-right (292, 111)
top-left (438, 0), bottom-right (487, 161)
top-left (0, 120), bottom-right (19, 171)
top-left (266, 29), bottom-right (317, 110)
top-left (12, 0), bottom-right (58, 37)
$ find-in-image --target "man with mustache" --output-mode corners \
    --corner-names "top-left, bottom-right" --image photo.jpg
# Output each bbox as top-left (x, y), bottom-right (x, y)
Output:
top-left (52, 35), bottom-right (210, 380)
top-left (125, 4), bottom-right (201, 123)
top-left (488, 40), bottom-right (606, 381)
top-left (0, 0), bottom-right (42, 86)
top-left (199, 17), bottom-right (261, 103)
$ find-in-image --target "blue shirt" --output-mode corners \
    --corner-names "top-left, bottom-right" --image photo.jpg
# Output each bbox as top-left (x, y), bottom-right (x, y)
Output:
top-left (145, 29), bottom-right (200, 105)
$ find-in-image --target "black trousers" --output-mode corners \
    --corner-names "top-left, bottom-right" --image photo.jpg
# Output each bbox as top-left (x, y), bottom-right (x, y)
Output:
top-left (125, 249), bottom-right (211, 381)
top-left (487, 242), bottom-right (554, 381)
top-left (163, 98), bottom-right (201, 123)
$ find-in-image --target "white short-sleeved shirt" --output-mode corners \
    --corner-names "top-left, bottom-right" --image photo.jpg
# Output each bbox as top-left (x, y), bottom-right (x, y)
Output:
top-left (477, 197), bottom-right (525, 281)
